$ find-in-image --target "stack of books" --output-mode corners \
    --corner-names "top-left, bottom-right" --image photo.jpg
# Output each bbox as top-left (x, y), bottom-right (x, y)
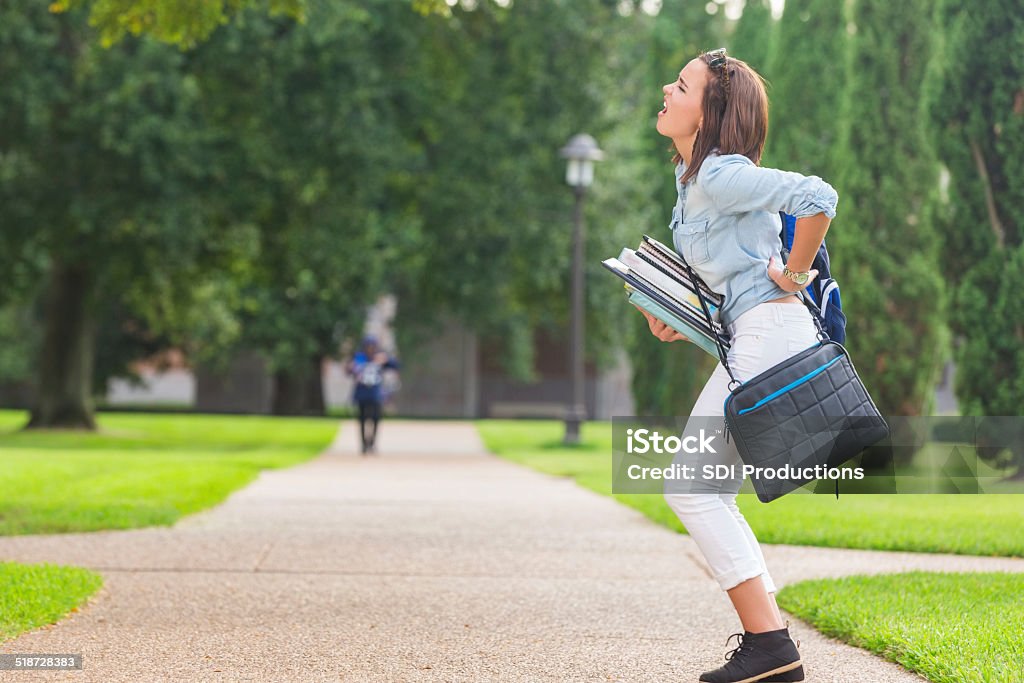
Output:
top-left (602, 234), bottom-right (730, 358)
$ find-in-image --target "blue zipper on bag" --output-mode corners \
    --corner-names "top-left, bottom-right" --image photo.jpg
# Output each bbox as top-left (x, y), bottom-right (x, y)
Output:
top-left (736, 356), bottom-right (843, 416)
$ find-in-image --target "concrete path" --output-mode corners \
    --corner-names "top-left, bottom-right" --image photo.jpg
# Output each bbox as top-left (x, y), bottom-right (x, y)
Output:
top-left (1, 420), bottom-right (1022, 682)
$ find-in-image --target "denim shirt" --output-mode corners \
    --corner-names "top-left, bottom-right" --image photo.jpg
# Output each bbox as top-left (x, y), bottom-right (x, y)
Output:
top-left (669, 150), bottom-right (839, 330)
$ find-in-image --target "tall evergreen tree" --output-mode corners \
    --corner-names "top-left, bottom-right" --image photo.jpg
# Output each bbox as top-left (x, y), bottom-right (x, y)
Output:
top-left (628, 1), bottom-right (729, 415)
top-left (924, 0), bottom-right (1024, 427)
top-left (760, 0), bottom-right (846, 176)
top-left (829, 0), bottom-right (949, 418)
top-left (728, 0), bottom-right (776, 78)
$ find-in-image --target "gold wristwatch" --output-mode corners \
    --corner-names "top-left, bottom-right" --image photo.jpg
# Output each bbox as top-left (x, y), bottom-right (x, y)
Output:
top-left (782, 264), bottom-right (811, 285)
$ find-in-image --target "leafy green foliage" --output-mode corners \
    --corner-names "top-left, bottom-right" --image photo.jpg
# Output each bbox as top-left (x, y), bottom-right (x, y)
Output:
top-left (180, 0), bottom-right (411, 387)
top-left (760, 0), bottom-right (845, 176)
top-left (728, 0), bottom-right (776, 77)
top-left (628, 1), bottom-right (727, 414)
top-left (925, 0), bottom-right (1024, 424)
top-left (0, 304), bottom-right (38, 384)
top-left (389, 1), bottom-right (655, 380)
top-left (48, 0), bottom-right (450, 49)
top-left (829, 0), bottom-right (949, 418)
top-left (0, 2), bottom-right (258, 426)
top-left (50, 0), bottom-right (304, 48)
top-left (3, 0), bottom-right (1018, 426)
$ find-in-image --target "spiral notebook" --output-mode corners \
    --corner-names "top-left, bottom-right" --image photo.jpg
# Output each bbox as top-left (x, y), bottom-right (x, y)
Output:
top-left (602, 234), bottom-right (730, 358)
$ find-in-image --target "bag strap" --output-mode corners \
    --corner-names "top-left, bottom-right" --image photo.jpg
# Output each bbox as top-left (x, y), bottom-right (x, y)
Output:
top-left (675, 248), bottom-right (830, 393)
top-left (674, 251), bottom-right (743, 390)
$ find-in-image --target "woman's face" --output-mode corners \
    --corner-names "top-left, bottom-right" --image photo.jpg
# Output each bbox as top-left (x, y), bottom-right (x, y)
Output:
top-left (656, 58), bottom-right (708, 140)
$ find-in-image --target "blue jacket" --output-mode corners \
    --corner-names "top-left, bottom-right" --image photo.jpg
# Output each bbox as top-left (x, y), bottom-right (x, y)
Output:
top-left (671, 150), bottom-right (839, 329)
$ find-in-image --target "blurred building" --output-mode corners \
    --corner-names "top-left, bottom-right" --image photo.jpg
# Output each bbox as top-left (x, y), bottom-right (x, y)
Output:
top-left (101, 294), bottom-right (635, 419)
top-left (390, 316), bottom-right (634, 419)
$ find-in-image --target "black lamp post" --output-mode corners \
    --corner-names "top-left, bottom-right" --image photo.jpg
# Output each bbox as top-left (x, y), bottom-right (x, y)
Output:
top-left (559, 133), bottom-right (604, 445)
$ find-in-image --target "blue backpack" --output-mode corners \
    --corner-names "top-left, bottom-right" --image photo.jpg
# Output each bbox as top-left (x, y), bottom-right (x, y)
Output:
top-left (778, 212), bottom-right (847, 344)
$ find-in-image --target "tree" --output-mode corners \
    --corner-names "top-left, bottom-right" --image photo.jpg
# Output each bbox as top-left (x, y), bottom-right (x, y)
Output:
top-left (178, 0), bottom-right (414, 415)
top-left (629, 0), bottom-right (729, 415)
top-left (48, 0), bottom-right (448, 48)
top-left (0, 303), bottom-right (39, 399)
top-left (0, 3), bottom-right (248, 428)
top-left (923, 0), bottom-right (1024, 473)
top-left (728, 0), bottom-right (776, 78)
top-left (388, 0), bottom-right (656, 384)
top-left (760, 0), bottom-right (846, 176)
top-left (828, 0), bottom-right (949, 420)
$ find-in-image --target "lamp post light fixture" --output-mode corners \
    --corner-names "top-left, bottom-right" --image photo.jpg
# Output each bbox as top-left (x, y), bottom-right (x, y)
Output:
top-left (559, 133), bottom-right (604, 446)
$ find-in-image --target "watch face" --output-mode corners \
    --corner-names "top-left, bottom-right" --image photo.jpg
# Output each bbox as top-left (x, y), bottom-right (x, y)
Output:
top-left (785, 268), bottom-right (809, 284)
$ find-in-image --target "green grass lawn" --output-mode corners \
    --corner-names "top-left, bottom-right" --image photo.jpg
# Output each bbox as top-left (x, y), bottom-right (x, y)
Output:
top-left (778, 572), bottom-right (1024, 683)
top-left (0, 561), bottom-right (104, 642)
top-left (0, 410), bottom-right (339, 535)
top-left (476, 419), bottom-right (1024, 557)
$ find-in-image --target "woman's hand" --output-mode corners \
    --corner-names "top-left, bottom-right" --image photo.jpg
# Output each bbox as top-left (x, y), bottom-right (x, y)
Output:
top-left (768, 255), bottom-right (819, 293)
top-left (634, 304), bottom-right (689, 342)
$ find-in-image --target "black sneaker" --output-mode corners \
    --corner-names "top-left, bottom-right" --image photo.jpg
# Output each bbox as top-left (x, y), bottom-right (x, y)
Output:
top-left (699, 627), bottom-right (802, 683)
top-left (761, 665), bottom-right (804, 682)
top-left (763, 622), bottom-right (803, 682)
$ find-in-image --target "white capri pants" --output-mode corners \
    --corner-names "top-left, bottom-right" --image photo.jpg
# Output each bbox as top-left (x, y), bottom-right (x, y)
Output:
top-left (663, 300), bottom-right (821, 593)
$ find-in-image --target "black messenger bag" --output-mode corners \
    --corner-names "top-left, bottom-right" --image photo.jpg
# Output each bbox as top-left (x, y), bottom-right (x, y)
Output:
top-left (677, 254), bottom-right (890, 503)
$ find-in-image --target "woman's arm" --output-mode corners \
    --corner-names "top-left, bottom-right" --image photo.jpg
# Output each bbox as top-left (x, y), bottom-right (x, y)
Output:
top-left (785, 213), bottom-right (831, 272)
top-left (767, 212), bottom-right (832, 293)
top-left (699, 153), bottom-right (839, 219)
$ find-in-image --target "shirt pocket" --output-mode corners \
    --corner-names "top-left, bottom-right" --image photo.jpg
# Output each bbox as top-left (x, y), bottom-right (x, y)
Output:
top-left (672, 218), bottom-right (712, 266)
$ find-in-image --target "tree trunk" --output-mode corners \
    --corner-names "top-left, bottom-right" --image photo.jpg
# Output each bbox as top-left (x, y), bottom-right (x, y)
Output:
top-left (305, 357), bottom-right (325, 415)
top-left (26, 260), bottom-right (98, 430)
top-left (271, 355), bottom-right (325, 416)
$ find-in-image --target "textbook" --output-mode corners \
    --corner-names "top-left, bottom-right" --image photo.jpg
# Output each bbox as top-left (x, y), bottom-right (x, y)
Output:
top-left (603, 234), bottom-right (730, 358)
top-left (617, 248), bottom-right (721, 328)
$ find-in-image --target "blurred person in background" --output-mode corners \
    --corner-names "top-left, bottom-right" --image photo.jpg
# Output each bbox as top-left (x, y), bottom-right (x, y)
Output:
top-left (345, 335), bottom-right (400, 454)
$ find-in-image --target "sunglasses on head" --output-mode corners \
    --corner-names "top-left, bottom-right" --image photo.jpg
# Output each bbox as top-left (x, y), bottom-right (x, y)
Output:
top-left (704, 48), bottom-right (730, 100)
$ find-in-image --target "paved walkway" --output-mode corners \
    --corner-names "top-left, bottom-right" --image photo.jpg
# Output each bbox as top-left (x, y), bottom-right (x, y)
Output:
top-left (2, 420), bottom-right (1023, 682)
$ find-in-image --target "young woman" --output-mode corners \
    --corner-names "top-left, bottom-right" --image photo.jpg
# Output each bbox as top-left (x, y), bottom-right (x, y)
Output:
top-left (642, 48), bottom-right (839, 683)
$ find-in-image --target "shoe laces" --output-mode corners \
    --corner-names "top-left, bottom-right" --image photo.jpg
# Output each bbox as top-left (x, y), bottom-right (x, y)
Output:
top-left (723, 632), bottom-right (755, 661)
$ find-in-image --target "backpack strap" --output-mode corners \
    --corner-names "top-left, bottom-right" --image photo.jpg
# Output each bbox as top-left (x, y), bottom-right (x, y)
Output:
top-left (778, 211), bottom-right (795, 263)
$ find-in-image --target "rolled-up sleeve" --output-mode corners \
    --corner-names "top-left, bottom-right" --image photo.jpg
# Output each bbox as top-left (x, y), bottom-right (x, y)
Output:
top-left (698, 153), bottom-right (839, 218)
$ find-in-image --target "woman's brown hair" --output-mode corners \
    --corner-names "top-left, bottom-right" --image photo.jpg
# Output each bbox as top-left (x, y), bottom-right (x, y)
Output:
top-left (674, 50), bottom-right (769, 185)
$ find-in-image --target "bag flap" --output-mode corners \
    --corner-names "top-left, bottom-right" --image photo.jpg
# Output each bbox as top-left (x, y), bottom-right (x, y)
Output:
top-left (725, 341), bottom-right (847, 412)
